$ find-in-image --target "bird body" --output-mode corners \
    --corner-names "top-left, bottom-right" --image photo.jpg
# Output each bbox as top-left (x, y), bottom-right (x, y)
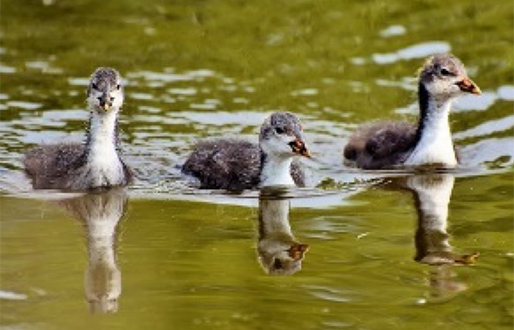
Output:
top-left (344, 54), bottom-right (480, 169)
top-left (404, 99), bottom-right (456, 166)
top-left (182, 112), bottom-right (309, 190)
top-left (24, 68), bottom-right (132, 191)
top-left (182, 139), bottom-right (261, 191)
top-left (344, 121), bottom-right (417, 169)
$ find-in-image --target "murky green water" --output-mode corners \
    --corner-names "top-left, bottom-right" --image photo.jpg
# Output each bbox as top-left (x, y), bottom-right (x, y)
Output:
top-left (1, 0), bottom-right (513, 329)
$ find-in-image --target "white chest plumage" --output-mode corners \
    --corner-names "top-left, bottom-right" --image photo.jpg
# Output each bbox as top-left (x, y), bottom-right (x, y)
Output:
top-left (405, 101), bottom-right (457, 167)
top-left (260, 156), bottom-right (295, 187)
top-left (84, 111), bottom-right (125, 187)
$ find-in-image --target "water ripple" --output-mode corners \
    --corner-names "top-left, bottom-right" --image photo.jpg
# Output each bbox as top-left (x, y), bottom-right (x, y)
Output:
top-left (454, 115), bottom-right (514, 140)
top-left (372, 41), bottom-right (451, 65)
top-left (379, 25), bottom-right (407, 38)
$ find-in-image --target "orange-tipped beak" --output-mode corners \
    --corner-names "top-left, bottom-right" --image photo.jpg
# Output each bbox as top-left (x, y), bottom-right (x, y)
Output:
top-left (456, 77), bottom-right (481, 95)
top-left (288, 243), bottom-right (309, 260)
top-left (289, 139), bottom-right (310, 158)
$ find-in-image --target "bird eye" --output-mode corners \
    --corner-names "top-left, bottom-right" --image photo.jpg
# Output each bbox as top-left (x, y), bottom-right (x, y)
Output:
top-left (91, 83), bottom-right (98, 90)
top-left (440, 68), bottom-right (451, 76)
top-left (116, 84), bottom-right (121, 90)
top-left (275, 127), bottom-right (285, 134)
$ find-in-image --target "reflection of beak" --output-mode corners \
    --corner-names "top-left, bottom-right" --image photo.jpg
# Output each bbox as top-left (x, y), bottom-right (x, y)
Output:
top-left (456, 77), bottom-right (481, 95)
top-left (454, 252), bottom-right (480, 265)
top-left (289, 139), bottom-right (310, 158)
top-left (288, 243), bottom-right (309, 260)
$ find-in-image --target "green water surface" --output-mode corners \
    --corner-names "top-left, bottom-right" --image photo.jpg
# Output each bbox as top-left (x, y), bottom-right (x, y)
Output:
top-left (1, 0), bottom-right (513, 329)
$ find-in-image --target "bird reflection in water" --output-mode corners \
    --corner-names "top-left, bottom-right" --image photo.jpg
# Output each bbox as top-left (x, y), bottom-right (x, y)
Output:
top-left (59, 188), bottom-right (128, 314)
top-left (408, 174), bottom-right (479, 266)
top-left (257, 187), bottom-right (309, 275)
top-left (385, 173), bottom-right (479, 298)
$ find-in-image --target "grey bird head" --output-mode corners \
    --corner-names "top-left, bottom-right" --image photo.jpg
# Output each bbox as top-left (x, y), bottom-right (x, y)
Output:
top-left (87, 68), bottom-right (124, 113)
top-left (259, 112), bottom-right (310, 159)
top-left (419, 53), bottom-right (481, 100)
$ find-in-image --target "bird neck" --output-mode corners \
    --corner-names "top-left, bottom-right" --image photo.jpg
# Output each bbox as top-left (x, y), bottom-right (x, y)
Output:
top-left (85, 109), bottom-right (121, 164)
top-left (259, 151), bottom-right (295, 187)
top-left (406, 83), bottom-right (457, 166)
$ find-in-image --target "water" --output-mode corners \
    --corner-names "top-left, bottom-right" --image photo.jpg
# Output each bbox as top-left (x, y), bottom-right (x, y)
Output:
top-left (1, 0), bottom-right (513, 329)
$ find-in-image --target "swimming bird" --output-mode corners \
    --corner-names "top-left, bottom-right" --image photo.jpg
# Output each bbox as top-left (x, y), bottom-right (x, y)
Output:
top-left (24, 68), bottom-right (132, 190)
top-left (344, 53), bottom-right (481, 169)
top-left (182, 112), bottom-right (310, 190)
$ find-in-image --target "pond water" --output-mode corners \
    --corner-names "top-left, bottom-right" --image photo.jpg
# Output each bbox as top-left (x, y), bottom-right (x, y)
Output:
top-left (1, 0), bottom-right (513, 329)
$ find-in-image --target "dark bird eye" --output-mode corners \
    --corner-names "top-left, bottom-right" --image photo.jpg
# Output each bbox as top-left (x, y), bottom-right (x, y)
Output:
top-left (116, 84), bottom-right (121, 90)
top-left (440, 68), bottom-right (451, 76)
top-left (275, 127), bottom-right (285, 134)
top-left (91, 83), bottom-right (98, 90)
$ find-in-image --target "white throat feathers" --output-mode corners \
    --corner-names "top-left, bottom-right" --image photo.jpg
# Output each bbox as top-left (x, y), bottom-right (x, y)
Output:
top-left (259, 153), bottom-right (295, 187)
top-left (84, 109), bottom-right (125, 187)
top-left (405, 88), bottom-right (457, 167)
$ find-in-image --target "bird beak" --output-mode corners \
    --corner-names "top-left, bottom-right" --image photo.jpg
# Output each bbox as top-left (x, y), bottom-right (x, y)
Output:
top-left (99, 93), bottom-right (112, 111)
top-left (456, 77), bottom-right (481, 95)
top-left (289, 138), bottom-right (310, 158)
top-left (288, 243), bottom-right (309, 260)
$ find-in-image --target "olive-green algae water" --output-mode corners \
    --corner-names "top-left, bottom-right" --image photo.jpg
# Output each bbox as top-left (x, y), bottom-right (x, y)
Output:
top-left (1, 0), bottom-right (513, 329)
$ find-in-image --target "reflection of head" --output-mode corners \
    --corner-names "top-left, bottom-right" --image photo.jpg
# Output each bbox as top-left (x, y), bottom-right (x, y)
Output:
top-left (428, 267), bottom-right (468, 299)
top-left (258, 240), bottom-right (309, 275)
top-left (86, 268), bottom-right (121, 314)
top-left (59, 188), bottom-right (127, 314)
top-left (257, 191), bottom-right (309, 275)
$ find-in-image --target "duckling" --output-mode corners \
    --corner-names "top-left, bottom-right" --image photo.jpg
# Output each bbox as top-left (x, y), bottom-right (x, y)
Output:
top-left (24, 68), bottom-right (132, 191)
top-left (182, 112), bottom-right (310, 190)
top-left (344, 54), bottom-right (481, 169)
